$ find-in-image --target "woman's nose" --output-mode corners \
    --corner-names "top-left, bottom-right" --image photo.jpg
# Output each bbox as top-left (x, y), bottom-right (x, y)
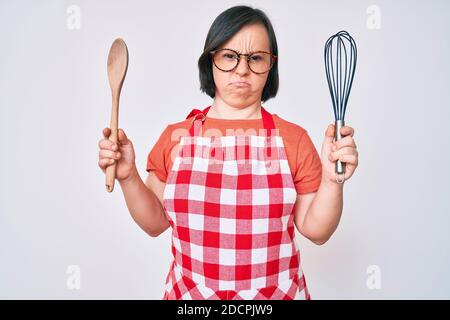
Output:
top-left (235, 56), bottom-right (250, 75)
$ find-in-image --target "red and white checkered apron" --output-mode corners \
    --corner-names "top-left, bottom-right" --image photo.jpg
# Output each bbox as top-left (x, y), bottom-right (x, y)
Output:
top-left (161, 106), bottom-right (311, 300)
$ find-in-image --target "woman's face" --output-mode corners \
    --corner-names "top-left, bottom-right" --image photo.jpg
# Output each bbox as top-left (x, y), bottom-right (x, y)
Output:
top-left (212, 23), bottom-right (271, 109)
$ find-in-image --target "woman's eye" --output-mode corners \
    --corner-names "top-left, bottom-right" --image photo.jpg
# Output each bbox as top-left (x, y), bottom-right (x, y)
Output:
top-left (250, 55), bottom-right (262, 61)
top-left (223, 53), bottom-right (237, 59)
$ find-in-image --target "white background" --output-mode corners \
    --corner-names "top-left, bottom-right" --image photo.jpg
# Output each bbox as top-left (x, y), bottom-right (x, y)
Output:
top-left (1, 0), bottom-right (449, 299)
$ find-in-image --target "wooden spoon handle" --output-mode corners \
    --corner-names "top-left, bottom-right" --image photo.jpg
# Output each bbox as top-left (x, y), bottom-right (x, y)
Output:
top-left (105, 94), bottom-right (119, 192)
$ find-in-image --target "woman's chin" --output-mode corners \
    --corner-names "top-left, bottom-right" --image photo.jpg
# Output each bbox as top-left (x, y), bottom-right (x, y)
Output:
top-left (227, 91), bottom-right (252, 100)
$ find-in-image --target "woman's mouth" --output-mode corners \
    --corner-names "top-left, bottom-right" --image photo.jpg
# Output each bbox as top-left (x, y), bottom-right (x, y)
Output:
top-left (230, 81), bottom-right (250, 87)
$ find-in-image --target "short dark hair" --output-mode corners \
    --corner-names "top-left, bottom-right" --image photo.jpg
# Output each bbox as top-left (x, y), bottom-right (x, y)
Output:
top-left (198, 5), bottom-right (279, 103)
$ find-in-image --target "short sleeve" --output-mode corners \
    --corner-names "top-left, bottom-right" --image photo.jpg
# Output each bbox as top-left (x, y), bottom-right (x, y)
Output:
top-left (146, 125), bottom-right (172, 183)
top-left (293, 131), bottom-right (322, 194)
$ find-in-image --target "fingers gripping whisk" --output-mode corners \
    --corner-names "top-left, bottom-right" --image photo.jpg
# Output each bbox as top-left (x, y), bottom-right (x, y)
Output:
top-left (324, 31), bottom-right (357, 184)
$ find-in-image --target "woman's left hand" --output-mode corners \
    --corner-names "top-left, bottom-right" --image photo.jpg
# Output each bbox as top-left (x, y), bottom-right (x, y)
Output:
top-left (320, 123), bottom-right (359, 184)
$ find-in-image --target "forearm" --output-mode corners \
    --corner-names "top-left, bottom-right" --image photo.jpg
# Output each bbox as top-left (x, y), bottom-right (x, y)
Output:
top-left (302, 177), bottom-right (344, 244)
top-left (118, 165), bottom-right (168, 237)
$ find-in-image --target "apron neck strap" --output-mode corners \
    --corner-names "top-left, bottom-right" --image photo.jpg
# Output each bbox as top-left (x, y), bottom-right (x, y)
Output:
top-left (187, 105), bottom-right (275, 136)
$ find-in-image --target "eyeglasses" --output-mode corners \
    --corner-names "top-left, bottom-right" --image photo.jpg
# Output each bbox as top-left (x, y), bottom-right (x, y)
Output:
top-left (210, 48), bottom-right (277, 74)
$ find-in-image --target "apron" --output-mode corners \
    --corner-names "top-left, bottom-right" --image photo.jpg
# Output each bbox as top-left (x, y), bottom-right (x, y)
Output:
top-left (161, 106), bottom-right (311, 300)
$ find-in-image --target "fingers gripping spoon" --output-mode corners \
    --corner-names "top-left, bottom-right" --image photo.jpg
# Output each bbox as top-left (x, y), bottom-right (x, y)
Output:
top-left (106, 38), bottom-right (128, 192)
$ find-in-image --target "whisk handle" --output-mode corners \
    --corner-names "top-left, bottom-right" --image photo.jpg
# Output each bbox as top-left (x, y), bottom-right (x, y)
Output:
top-left (334, 120), bottom-right (346, 175)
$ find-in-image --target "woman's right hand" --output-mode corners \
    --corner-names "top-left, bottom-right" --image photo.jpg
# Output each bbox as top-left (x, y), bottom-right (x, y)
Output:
top-left (98, 128), bottom-right (136, 181)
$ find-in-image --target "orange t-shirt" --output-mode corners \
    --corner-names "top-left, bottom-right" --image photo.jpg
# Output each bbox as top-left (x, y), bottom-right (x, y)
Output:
top-left (146, 112), bottom-right (322, 194)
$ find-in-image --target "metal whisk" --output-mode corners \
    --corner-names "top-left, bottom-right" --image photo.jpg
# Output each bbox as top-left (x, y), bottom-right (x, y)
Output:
top-left (324, 30), bottom-right (357, 184)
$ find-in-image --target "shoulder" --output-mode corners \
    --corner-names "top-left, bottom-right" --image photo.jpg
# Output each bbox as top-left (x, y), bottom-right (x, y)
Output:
top-left (272, 114), bottom-right (308, 141)
top-left (167, 117), bottom-right (192, 130)
top-left (272, 113), bottom-right (319, 163)
top-left (159, 118), bottom-right (192, 140)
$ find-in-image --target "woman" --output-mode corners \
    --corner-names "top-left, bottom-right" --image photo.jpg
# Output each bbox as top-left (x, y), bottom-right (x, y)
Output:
top-left (98, 5), bottom-right (358, 300)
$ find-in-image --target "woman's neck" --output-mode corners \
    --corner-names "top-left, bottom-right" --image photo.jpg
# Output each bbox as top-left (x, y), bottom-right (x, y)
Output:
top-left (208, 99), bottom-right (262, 120)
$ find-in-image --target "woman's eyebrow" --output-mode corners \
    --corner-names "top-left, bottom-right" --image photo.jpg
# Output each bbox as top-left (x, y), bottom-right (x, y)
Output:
top-left (225, 48), bottom-right (268, 53)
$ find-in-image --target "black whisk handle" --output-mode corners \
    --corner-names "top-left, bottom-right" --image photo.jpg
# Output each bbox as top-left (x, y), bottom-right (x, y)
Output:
top-left (334, 120), bottom-right (346, 182)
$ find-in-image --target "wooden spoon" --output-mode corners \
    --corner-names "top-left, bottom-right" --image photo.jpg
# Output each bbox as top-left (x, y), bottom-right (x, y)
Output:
top-left (106, 38), bottom-right (128, 192)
